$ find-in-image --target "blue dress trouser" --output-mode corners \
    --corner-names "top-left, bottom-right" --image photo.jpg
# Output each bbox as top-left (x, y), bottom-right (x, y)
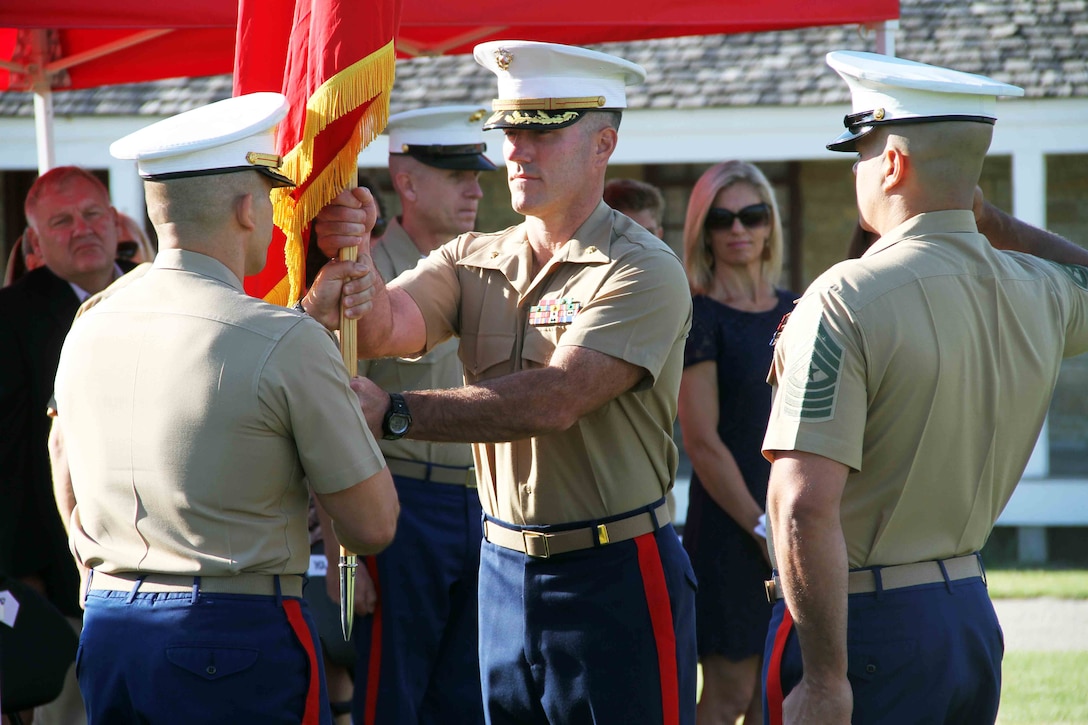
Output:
top-left (479, 511), bottom-right (697, 725)
top-left (762, 576), bottom-right (1003, 725)
top-left (352, 474), bottom-right (484, 725)
top-left (79, 584), bottom-right (331, 724)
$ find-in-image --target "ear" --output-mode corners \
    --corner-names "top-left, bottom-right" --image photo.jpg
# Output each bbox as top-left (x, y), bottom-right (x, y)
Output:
top-left (594, 126), bottom-right (618, 164)
top-left (394, 171), bottom-right (417, 203)
top-left (882, 146), bottom-right (907, 192)
top-left (25, 227), bottom-right (42, 256)
top-left (235, 193), bottom-right (257, 231)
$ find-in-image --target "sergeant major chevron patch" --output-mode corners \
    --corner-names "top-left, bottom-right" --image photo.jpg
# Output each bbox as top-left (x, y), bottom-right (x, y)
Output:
top-left (781, 319), bottom-right (843, 421)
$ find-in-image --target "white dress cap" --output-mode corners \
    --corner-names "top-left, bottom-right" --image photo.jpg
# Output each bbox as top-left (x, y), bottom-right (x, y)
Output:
top-left (386, 105), bottom-right (497, 171)
top-left (473, 40), bottom-right (646, 130)
top-left (825, 51), bottom-right (1024, 152)
top-left (110, 92), bottom-right (294, 187)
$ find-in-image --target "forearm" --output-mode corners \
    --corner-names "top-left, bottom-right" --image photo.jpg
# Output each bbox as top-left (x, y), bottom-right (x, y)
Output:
top-left (48, 417), bottom-right (76, 534)
top-left (978, 201), bottom-right (1088, 265)
top-left (353, 270), bottom-right (398, 358)
top-left (687, 440), bottom-right (764, 534)
top-left (405, 369), bottom-right (574, 443)
top-left (768, 453), bottom-right (850, 683)
top-left (775, 504), bottom-right (849, 681)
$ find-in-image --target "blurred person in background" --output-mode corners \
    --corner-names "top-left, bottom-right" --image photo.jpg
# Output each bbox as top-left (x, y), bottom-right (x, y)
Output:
top-left (678, 160), bottom-right (794, 725)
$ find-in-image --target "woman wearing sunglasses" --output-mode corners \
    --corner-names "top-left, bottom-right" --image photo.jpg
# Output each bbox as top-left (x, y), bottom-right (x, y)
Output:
top-left (677, 161), bottom-right (794, 725)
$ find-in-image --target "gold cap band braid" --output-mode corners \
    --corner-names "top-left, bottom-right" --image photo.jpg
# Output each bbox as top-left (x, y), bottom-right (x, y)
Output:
top-left (245, 151), bottom-right (286, 169)
top-left (491, 96), bottom-right (606, 111)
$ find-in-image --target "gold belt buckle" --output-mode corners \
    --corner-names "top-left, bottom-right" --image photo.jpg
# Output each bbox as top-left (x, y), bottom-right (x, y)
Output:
top-left (522, 530), bottom-right (552, 559)
top-left (764, 577), bottom-right (778, 603)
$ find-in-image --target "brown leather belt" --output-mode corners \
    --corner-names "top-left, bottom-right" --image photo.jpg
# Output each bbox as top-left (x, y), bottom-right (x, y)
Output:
top-left (483, 500), bottom-right (670, 559)
top-left (765, 553), bottom-right (983, 603)
top-left (386, 458), bottom-right (477, 487)
top-left (89, 571), bottom-right (304, 598)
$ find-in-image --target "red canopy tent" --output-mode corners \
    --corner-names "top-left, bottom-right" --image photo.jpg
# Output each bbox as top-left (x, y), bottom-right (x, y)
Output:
top-left (1, 1), bottom-right (900, 88)
top-left (1, 0), bottom-right (898, 168)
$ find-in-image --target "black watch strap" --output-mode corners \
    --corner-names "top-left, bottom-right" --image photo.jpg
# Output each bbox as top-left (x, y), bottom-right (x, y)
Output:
top-left (382, 392), bottom-right (412, 440)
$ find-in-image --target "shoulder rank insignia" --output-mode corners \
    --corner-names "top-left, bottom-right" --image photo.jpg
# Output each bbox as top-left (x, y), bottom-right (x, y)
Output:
top-left (529, 298), bottom-right (581, 327)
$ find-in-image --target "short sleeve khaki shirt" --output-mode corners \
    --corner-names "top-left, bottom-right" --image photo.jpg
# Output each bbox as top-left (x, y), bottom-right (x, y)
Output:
top-left (764, 211), bottom-right (1088, 567)
top-left (361, 219), bottom-right (473, 469)
top-left (54, 250), bottom-right (386, 576)
top-left (391, 202), bottom-right (692, 525)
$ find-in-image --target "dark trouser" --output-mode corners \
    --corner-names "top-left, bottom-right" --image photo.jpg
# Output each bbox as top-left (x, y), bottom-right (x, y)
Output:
top-left (352, 474), bottom-right (484, 725)
top-left (762, 576), bottom-right (1003, 725)
top-left (79, 583), bottom-right (330, 724)
top-left (479, 514), bottom-right (697, 725)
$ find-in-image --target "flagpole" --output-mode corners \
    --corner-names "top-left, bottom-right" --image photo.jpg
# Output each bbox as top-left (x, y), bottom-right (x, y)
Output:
top-left (338, 176), bottom-right (360, 642)
top-left (232, 0), bottom-right (396, 645)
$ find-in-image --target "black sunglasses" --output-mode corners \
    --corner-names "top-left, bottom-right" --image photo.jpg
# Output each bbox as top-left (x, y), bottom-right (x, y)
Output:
top-left (115, 241), bottom-right (139, 261)
top-left (704, 203), bottom-right (770, 231)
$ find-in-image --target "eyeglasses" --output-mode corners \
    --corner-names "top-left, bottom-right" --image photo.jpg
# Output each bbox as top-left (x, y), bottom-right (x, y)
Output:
top-left (704, 203), bottom-right (770, 231)
top-left (116, 241), bottom-right (139, 261)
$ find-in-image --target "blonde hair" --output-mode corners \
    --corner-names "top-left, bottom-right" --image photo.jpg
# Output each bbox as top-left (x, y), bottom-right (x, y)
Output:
top-left (682, 161), bottom-right (784, 295)
top-left (117, 212), bottom-right (157, 263)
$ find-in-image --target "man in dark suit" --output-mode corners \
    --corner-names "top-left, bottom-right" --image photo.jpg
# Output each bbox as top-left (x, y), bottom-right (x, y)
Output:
top-left (0, 166), bottom-right (134, 721)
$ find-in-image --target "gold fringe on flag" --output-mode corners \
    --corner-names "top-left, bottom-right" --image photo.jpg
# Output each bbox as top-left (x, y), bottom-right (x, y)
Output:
top-left (269, 39), bottom-right (396, 307)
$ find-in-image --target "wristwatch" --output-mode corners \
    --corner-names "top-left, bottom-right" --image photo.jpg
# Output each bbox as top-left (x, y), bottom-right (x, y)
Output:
top-left (382, 392), bottom-right (412, 440)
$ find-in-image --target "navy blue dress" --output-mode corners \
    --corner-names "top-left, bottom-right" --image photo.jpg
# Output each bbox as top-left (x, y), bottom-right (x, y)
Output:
top-left (681, 289), bottom-right (795, 661)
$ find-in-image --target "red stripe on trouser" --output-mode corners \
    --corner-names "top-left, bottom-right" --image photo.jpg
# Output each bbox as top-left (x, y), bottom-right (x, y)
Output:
top-left (282, 598), bottom-right (322, 725)
top-left (363, 556), bottom-right (382, 725)
top-left (634, 533), bottom-right (680, 725)
top-left (765, 605), bottom-right (794, 725)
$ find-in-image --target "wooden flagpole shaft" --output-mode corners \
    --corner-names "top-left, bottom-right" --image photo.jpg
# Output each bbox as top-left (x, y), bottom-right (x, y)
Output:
top-left (337, 176), bottom-right (360, 641)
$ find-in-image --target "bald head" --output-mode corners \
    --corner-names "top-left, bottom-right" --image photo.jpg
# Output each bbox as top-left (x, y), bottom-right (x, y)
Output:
top-left (146, 172), bottom-right (263, 230)
top-left (144, 170), bottom-right (275, 276)
top-left (857, 121), bottom-right (993, 232)
top-left (889, 121), bottom-right (992, 204)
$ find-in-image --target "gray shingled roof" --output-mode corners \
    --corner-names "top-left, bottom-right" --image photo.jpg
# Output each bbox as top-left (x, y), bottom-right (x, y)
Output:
top-left (1, 0), bottom-right (1085, 118)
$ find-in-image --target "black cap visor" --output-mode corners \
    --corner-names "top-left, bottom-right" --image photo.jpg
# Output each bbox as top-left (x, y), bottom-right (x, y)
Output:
top-left (827, 124), bottom-right (873, 152)
top-left (143, 165), bottom-right (296, 188)
top-left (397, 143), bottom-right (497, 171)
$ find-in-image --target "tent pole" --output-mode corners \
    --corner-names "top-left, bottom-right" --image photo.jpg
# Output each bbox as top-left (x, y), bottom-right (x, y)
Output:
top-left (34, 87), bottom-right (56, 174)
top-left (28, 29), bottom-right (56, 174)
top-left (875, 19), bottom-right (899, 57)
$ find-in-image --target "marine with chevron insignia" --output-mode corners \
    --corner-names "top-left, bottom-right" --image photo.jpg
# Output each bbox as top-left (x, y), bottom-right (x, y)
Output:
top-left (760, 51), bottom-right (1088, 724)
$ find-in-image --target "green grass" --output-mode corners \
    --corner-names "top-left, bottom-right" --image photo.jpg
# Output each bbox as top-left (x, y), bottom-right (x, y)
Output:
top-left (998, 651), bottom-right (1088, 724)
top-left (986, 568), bottom-right (1088, 599)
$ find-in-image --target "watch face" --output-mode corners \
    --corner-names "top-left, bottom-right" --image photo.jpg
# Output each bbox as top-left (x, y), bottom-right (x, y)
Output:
top-left (387, 413), bottom-right (411, 436)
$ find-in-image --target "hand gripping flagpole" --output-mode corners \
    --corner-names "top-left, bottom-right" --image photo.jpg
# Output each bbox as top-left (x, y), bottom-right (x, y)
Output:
top-left (337, 176), bottom-right (360, 642)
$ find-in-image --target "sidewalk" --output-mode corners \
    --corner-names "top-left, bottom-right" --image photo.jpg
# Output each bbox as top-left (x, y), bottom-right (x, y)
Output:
top-left (993, 598), bottom-right (1088, 652)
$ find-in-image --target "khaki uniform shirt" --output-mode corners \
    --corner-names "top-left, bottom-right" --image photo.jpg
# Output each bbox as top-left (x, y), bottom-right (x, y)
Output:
top-left (764, 211), bottom-right (1088, 568)
top-left (392, 202), bottom-right (692, 526)
top-left (54, 249), bottom-right (385, 577)
top-left (361, 219), bottom-right (473, 470)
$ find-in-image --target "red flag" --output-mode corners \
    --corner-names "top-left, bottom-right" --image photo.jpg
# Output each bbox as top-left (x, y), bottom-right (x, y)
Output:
top-left (234, 0), bottom-right (400, 306)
